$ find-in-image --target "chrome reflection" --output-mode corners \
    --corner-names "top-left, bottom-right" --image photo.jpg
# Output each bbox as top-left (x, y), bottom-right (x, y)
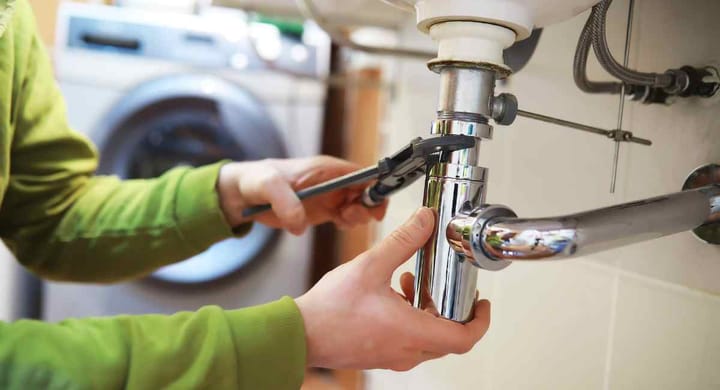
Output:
top-left (466, 185), bottom-right (720, 265)
top-left (415, 174), bottom-right (486, 323)
top-left (483, 225), bottom-right (578, 260)
top-left (684, 164), bottom-right (720, 244)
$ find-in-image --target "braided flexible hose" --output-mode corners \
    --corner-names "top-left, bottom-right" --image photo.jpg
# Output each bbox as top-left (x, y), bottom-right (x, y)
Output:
top-left (590, 0), bottom-right (674, 88)
top-left (573, 11), bottom-right (624, 93)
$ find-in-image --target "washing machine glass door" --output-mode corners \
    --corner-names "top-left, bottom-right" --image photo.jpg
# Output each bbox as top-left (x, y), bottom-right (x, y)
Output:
top-left (95, 74), bottom-right (286, 284)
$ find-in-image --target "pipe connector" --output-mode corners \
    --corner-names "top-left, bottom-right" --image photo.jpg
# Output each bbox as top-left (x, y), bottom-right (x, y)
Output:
top-left (446, 185), bottom-right (720, 272)
top-left (446, 204), bottom-right (516, 271)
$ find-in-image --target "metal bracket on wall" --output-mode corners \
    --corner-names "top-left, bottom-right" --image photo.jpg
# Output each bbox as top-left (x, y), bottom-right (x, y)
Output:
top-left (516, 109), bottom-right (652, 146)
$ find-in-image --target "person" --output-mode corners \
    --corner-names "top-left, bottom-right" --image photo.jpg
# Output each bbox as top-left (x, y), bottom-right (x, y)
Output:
top-left (0, 1), bottom-right (492, 388)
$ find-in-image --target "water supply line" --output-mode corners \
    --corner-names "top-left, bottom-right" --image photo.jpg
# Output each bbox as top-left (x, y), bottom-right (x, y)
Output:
top-left (591, 0), bottom-right (673, 89)
top-left (573, 0), bottom-right (719, 102)
top-left (573, 9), bottom-right (623, 95)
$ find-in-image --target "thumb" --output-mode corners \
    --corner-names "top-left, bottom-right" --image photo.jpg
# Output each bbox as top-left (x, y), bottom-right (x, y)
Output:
top-left (364, 207), bottom-right (435, 278)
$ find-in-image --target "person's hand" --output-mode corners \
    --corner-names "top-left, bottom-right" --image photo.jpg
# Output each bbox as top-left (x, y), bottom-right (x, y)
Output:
top-left (295, 207), bottom-right (491, 371)
top-left (217, 156), bottom-right (388, 235)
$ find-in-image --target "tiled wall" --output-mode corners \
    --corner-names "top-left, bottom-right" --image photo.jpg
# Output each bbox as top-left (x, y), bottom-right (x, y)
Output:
top-left (367, 0), bottom-right (720, 388)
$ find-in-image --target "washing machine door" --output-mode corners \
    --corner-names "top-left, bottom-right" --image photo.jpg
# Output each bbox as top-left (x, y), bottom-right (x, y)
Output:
top-left (93, 74), bottom-right (286, 284)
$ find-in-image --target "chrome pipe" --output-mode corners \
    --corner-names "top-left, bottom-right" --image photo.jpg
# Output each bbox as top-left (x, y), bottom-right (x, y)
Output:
top-left (414, 65), bottom-right (497, 323)
top-left (437, 67), bottom-right (496, 122)
top-left (451, 185), bottom-right (720, 269)
top-left (415, 167), bottom-right (487, 322)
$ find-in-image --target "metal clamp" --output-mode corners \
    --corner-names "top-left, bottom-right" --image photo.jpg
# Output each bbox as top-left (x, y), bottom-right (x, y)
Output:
top-left (431, 119), bottom-right (494, 140)
top-left (606, 128), bottom-right (652, 146)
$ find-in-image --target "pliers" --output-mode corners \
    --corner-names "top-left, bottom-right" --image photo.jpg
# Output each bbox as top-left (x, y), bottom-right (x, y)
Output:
top-left (241, 135), bottom-right (476, 218)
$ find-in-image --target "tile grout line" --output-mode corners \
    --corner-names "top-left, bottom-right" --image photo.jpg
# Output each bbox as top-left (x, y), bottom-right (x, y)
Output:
top-left (578, 259), bottom-right (720, 302)
top-left (602, 271), bottom-right (620, 390)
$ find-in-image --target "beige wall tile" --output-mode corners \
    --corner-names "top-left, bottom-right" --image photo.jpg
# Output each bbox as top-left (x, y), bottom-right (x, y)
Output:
top-left (486, 262), bottom-right (614, 389)
top-left (608, 275), bottom-right (718, 389)
top-left (699, 298), bottom-right (720, 388)
top-left (615, 234), bottom-right (720, 295)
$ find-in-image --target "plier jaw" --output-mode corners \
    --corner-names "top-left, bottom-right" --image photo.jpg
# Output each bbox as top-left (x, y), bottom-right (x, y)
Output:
top-left (362, 135), bottom-right (476, 207)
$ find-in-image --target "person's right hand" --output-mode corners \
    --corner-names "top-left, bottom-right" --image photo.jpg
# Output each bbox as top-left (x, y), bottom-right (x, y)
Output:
top-left (217, 156), bottom-right (388, 235)
top-left (295, 207), bottom-right (491, 371)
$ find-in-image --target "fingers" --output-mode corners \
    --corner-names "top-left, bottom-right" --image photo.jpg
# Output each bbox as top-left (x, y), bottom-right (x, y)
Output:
top-left (259, 170), bottom-right (307, 235)
top-left (294, 156), bottom-right (361, 189)
top-left (421, 351), bottom-right (446, 361)
top-left (332, 216), bottom-right (353, 231)
top-left (364, 207), bottom-right (435, 278)
top-left (334, 198), bottom-right (389, 229)
top-left (387, 351), bottom-right (446, 372)
top-left (400, 272), bottom-right (415, 303)
top-left (397, 272), bottom-right (441, 316)
top-left (410, 299), bottom-right (491, 355)
top-left (417, 279), bottom-right (439, 317)
top-left (464, 299), bottom-right (492, 345)
top-left (369, 200), bottom-right (389, 221)
top-left (339, 204), bottom-right (373, 226)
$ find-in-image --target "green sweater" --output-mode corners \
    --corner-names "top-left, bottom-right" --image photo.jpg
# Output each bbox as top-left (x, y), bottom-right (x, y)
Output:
top-left (0, 1), bottom-right (306, 388)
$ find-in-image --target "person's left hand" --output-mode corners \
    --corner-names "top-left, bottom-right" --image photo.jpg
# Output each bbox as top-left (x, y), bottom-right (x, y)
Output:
top-left (295, 207), bottom-right (491, 371)
top-left (216, 156), bottom-right (388, 235)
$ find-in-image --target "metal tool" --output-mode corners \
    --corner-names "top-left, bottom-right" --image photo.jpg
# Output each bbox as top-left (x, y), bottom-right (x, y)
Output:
top-left (240, 135), bottom-right (476, 219)
top-left (516, 109), bottom-right (651, 146)
top-left (610, 0), bottom-right (635, 193)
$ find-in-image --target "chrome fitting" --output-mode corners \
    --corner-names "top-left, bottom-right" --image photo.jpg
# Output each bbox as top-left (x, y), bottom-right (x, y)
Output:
top-left (446, 205), bottom-right (516, 271)
top-left (429, 163), bottom-right (487, 181)
top-left (431, 119), bottom-right (493, 139)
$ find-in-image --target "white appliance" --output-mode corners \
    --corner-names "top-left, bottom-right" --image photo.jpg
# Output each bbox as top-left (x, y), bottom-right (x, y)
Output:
top-left (43, 3), bottom-right (330, 320)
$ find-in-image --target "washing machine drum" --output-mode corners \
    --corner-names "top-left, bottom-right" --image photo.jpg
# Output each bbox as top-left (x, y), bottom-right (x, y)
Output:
top-left (94, 74), bottom-right (286, 284)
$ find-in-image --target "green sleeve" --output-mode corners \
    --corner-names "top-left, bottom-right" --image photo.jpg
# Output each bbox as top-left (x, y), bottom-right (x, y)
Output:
top-left (0, 297), bottom-right (307, 390)
top-left (0, 0), bottom-right (249, 282)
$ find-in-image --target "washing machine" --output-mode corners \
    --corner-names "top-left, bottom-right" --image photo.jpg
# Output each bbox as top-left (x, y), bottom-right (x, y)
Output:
top-left (42, 3), bottom-right (330, 320)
